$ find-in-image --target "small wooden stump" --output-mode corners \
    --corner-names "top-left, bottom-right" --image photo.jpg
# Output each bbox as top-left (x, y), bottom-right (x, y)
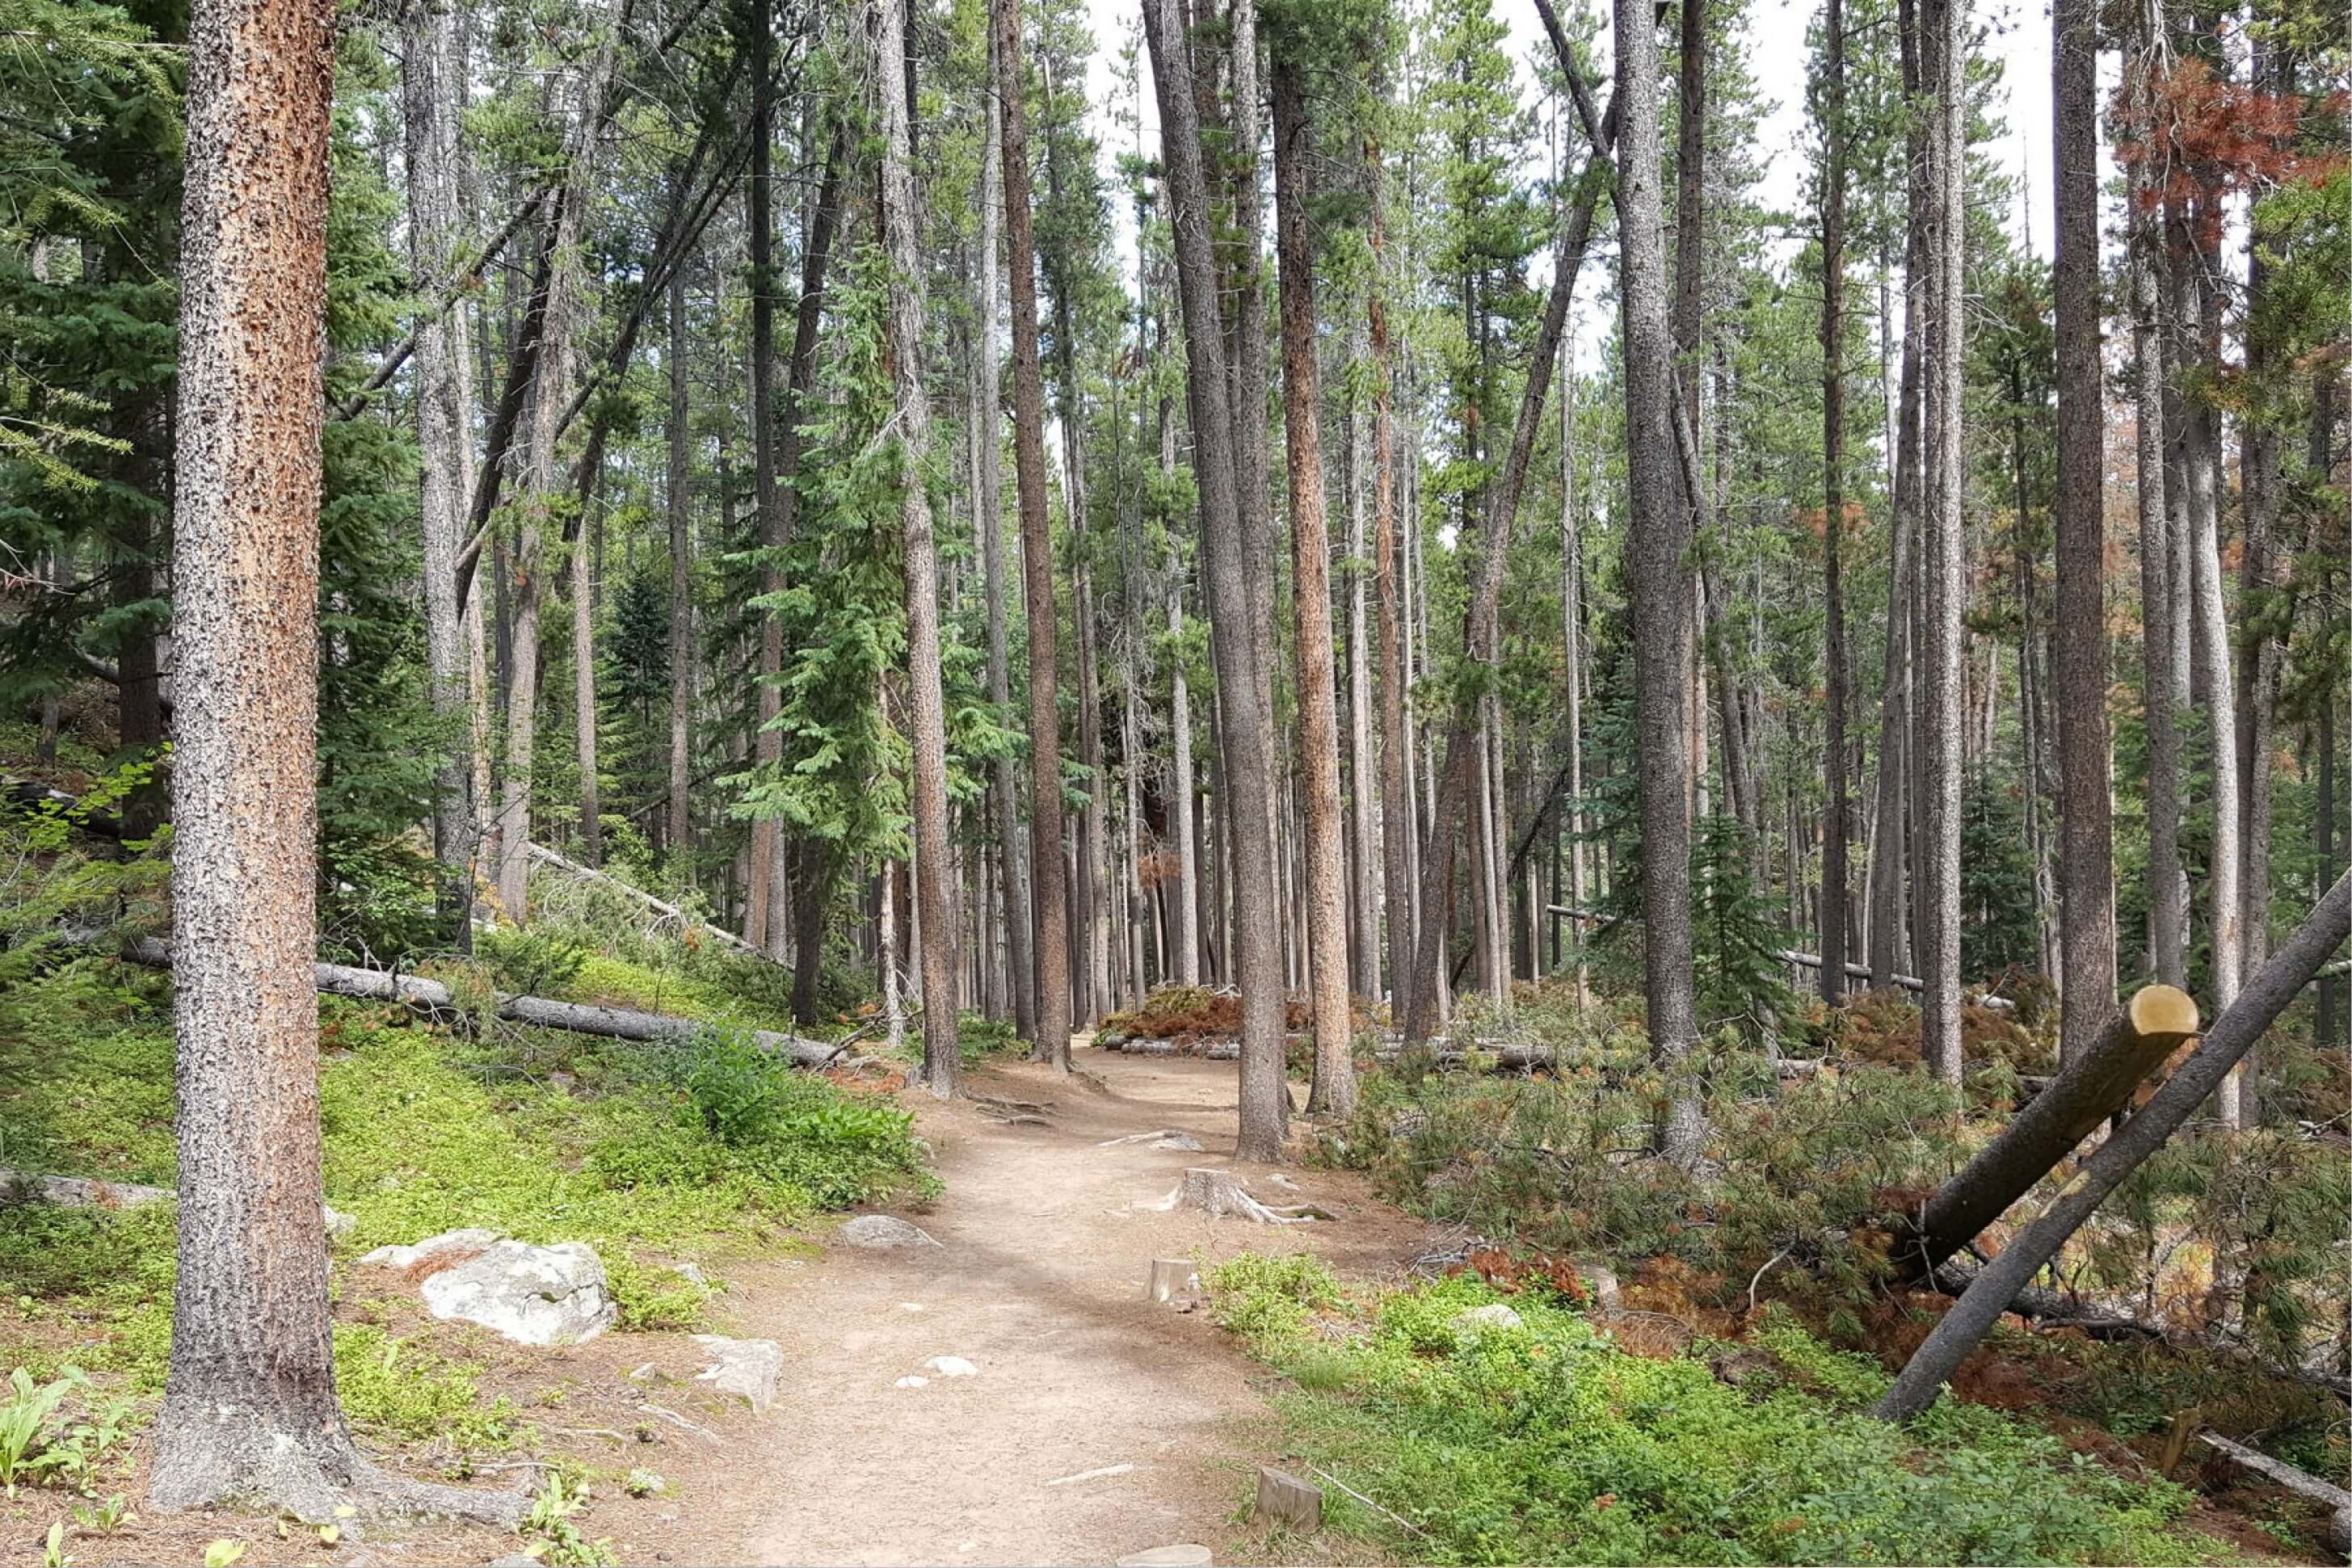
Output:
top-left (1147, 1258), bottom-right (1201, 1305)
top-left (1116, 1546), bottom-right (1213, 1567)
top-left (1254, 1465), bottom-right (1323, 1532)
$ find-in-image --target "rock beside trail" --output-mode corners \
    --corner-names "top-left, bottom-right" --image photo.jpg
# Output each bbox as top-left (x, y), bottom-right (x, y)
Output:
top-left (365, 1233), bottom-right (616, 1347)
top-left (692, 1334), bottom-right (783, 1413)
top-left (1151, 1132), bottom-right (1203, 1151)
top-left (360, 1226), bottom-right (503, 1272)
top-left (840, 1214), bottom-right (940, 1250)
top-left (3, 1167), bottom-right (354, 1236)
top-left (1452, 1303), bottom-right (1525, 1334)
top-left (923, 1355), bottom-right (979, 1377)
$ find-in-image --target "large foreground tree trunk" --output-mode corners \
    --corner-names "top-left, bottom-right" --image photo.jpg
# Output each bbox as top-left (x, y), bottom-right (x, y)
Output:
top-left (150, 0), bottom-right (347, 1509)
top-left (154, 0), bottom-right (515, 1524)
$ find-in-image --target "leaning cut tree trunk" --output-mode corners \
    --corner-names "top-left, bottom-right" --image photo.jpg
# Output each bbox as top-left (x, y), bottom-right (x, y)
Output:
top-left (116, 939), bottom-right (842, 1069)
top-left (1874, 872), bottom-right (2349, 1422)
top-left (1900, 984), bottom-right (2197, 1279)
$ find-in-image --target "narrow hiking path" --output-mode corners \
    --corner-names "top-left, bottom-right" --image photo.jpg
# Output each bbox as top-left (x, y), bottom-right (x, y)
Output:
top-left (675, 1047), bottom-right (1428, 1567)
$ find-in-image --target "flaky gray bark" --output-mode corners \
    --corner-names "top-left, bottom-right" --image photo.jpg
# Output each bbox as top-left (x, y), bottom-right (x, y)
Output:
top-left (745, 2), bottom-right (780, 951)
top-left (1916, 0), bottom-right (1965, 1085)
top-left (2051, 0), bottom-right (2114, 1063)
top-left (1601, 0), bottom-right (1702, 1159)
top-left (2127, 35), bottom-right (2182, 988)
top-left (666, 267), bottom-right (693, 862)
top-left (995, 0), bottom-right (1071, 1070)
top-left (873, 0), bottom-right (960, 1098)
top-left (974, 59), bottom-right (1036, 1036)
top-left (1817, 0), bottom-right (1850, 1005)
top-left (402, 0), bottom-right (482, 938)
top-left (494, 11), bottom-right (616, 922)
top-left (1145, 0), bottom-right (1287, 1160)
top-left (1271, 52), bottom-right (1355, 1119)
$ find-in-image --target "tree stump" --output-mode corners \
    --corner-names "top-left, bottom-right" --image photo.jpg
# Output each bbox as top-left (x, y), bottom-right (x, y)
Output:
top-left (1147, 1168), bottom-right (1327, 1223)
top-left (1253, 1466), bottom-right (1323, 1532)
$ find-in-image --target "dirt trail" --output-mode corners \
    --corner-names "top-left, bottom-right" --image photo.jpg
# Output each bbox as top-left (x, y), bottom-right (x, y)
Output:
top-left (687, 1047), bottom-right (1426, 1567)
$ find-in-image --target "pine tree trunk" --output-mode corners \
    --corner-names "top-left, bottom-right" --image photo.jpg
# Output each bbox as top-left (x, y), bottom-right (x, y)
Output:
top-left (666, 268), bottom-right (694, 867)
top-left (496, 23), bottom-right (616, 923)
top-left (154, 0), bottom-right (504, 1519)
top-left (974, 53), bottom-right (1036, 1040)
top-left (1145, 0), bottom-right (1288, 1159)
top-left (995, 0), bottom-right (1071, 1069)
top-left (1270, 56), bottom-right (1356, 1116)
top-left (1605, 0), bottom-right (1703, 1157)
top-left (1344, 326), bottom-right (1381, 1003)
top-left (2128, 37), bottom-right (2182, 987)
top-left (1819, 7), bottom-right (1849, 1003)
top-left (744, 4), bottom-right (780, 951)
top-left (873, 0), bottom-right (959, 1098)
top-left (2051, 0), bottom-right (2114, 1061)
top-left (1916, 0), bottom-right (1966, 1085)
top-left (778, 136), bottom-right (845, 990)
top-left (1371, 154), bottom-right (1412, 1014)
top-left (402, 0), bottom-right (481, 940)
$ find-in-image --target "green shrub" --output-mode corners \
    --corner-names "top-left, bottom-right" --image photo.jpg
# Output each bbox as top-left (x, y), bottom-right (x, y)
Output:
top-left (331, 1326), bottom-right (515, 1449)
top-left (1215, 1258), bottom-right (2214, 1566)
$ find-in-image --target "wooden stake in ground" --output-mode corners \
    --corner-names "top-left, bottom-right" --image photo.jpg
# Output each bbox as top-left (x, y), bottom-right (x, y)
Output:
top-left (149, 0), bottom-right (511, 1522)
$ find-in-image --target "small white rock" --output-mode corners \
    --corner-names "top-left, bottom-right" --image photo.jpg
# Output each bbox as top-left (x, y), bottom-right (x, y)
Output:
top-left (923, 1356), bottom-right (979, 1378)
top-left (1452, 1303), bottom-right (1525, 1334)
top-left (898, 1301), bottom-right (927, 1313)
top-left (692, 1334), bottom-right (783, 1413)
top-left (894, 1375), bottom-right (930, 1389)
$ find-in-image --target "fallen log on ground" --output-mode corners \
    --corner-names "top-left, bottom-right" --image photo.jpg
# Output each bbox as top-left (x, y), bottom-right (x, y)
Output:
top-left (1874, 870), bottom-right (2349, 1422)
top-left (1900, 983), bottom-right (2199, 1280)
top-left (2198, 1434), bottom-right (2352, 1556)
top-left (116, 937), bottom-right (842, 1068)
top-left (524, 842), bottom-right (764, 960)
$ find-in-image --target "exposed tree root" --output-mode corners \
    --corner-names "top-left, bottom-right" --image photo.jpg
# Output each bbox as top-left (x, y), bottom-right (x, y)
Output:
top-left (1144, 1167), bottom-right (1330, 1223)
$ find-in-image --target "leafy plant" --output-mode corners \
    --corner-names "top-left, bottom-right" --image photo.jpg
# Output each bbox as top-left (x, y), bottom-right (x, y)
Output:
top-left (69, 1493), bottom-right (133, 1535)
top-left (521, 1470), bottom-right (616, 1567)
top-left (0, 1365), bottom-right (85, 1496)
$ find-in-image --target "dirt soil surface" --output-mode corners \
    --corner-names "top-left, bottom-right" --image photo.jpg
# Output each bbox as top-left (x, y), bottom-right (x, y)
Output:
top-left (688, 1048), bottom-right (1426, 1566)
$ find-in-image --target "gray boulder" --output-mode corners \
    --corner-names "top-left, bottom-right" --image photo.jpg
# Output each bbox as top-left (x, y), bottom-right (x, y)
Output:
top-left (839, 1214), bottom-right (940, 1249)
top-left (360, 1226), bottom-right (503, 1272)
top-left (419, 1238), bottom-right (616, 1347)
top-left (692, 1334), bottom-right (783, 1413)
